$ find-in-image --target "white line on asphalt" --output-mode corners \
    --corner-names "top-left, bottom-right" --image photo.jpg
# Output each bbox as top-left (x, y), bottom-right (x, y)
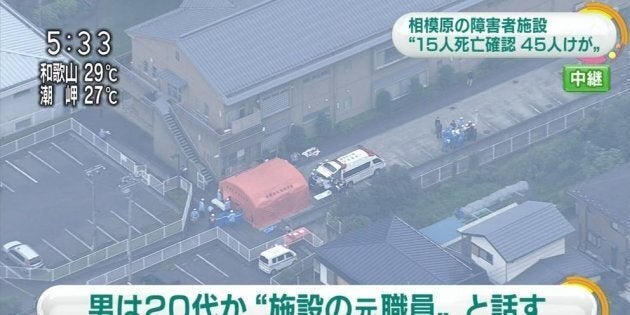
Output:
top-left (0, 278), bottom-right (35, 298)
top-left (87, 219), bottom-right (120, 242)
top-left (133, 201), bottom-right (165, 225)
top-left (417, 146), bottom-right (435, 159)
top-left (109, 210), bottom-right (142, 234)
top-left (41, 238), bottom-right (71, 262)
top-left (551, 96), bottom-right (563, 105)
top-left (28, 151), bottom-right (61, 174)
top-left (526, 103), bottom-right (542, 114)
top-left (196, 254), bottom-right (229, 278)
top-left (0, 261), bottom-right (21, 278)
top-left (174, 264), bottom-right (204, 284)
top-left (5, 160), bottom-right (38, 183)
top-left (0, 181), bottom-right (15, 193)
top-left (65, 228), bottom-right (92, 250)
top-left (51, 142), bottom-right (84, 166)
top-left (398, 157), bottom-right (414, 168)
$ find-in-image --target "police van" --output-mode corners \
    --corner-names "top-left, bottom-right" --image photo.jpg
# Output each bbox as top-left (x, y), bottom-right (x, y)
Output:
top-left (258, 245), bottom-right (297, 274)
top-left (309, 146), bottom-right (385, 190)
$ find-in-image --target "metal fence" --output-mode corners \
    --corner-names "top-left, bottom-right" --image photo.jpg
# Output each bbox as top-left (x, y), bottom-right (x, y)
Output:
top-left (0, 118), bottom-right (72, 158)
top-left (87, 227), bottom-right (325, 284)
top-left (412, 88), bottom-right (630, 188)
top-left (270, 253), bottom-right (317, 285)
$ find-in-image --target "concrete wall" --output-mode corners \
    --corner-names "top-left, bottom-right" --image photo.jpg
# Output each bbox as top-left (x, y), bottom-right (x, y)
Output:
top-left (470, 236), bottom-right (507, 284)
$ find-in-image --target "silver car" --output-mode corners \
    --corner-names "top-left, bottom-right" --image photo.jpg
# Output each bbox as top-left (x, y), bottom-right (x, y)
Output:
top-left (2, 241), bottom-right (44, 268)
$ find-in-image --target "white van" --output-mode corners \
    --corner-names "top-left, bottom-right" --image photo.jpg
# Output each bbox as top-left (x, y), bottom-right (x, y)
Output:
top-left (2, 241), bottom-right (44, 268)
top-left (258, 245), bottom-right (297, 274)
top-left (310, 147), bottom-right (385, 189)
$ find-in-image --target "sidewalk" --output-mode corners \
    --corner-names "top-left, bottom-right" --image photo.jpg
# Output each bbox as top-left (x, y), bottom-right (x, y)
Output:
top-left (299, 58), bottom-right (583, 173)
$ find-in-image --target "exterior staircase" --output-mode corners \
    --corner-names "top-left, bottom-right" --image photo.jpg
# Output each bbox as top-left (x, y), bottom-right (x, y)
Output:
top-left (162, 107), bottom-right (215, 189)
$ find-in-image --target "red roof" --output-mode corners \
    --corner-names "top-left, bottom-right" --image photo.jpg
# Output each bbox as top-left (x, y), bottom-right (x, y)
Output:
top-left (220, 158), bottom-right (310, 229)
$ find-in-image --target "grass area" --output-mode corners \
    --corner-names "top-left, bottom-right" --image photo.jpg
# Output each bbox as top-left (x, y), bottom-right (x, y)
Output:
top-left (165, 188), bottom-right (188, 211)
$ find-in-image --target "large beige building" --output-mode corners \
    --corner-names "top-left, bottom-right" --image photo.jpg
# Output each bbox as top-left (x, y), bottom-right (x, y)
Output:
top-left (120, 0), bottom-right (580, 188)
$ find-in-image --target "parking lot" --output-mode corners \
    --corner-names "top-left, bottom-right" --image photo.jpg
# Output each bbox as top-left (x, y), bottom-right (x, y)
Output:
top-left (0, 132), bottom-right (182, 269)
top-left (120, 238), bottom-right (317, 285)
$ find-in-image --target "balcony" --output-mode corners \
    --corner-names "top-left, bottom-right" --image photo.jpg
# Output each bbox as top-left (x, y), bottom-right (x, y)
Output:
top-left (229, 108), bottom-right (262, 135)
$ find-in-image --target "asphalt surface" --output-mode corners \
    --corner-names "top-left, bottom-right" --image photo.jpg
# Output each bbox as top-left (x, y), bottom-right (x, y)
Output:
top-left (0, 132), bottom-right (182, 270)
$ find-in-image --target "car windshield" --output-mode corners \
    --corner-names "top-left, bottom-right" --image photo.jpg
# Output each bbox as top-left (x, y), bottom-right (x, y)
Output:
top-left (322, 162), bottom-right (337, 173)
top-left (259, 256), bottom-right (269, 264)
top-left (29, 256), bottom-right (42, 265)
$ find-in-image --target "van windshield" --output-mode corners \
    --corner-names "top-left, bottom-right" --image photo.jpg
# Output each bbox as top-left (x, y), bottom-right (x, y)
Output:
top-left (322, 163), bottom-right (337, 173)
top-left (29, 256), bottom-right (42, 265)
top-left (259, 256), bottom-right (269, 265)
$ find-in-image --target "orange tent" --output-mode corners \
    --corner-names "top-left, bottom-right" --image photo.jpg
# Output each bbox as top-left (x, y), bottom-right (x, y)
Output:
top-left (220, 158), bottom-right (310, 229)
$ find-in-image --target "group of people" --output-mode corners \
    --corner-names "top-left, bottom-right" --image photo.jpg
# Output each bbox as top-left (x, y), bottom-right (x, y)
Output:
top-left (189, 188), bottom-right (234, 228)
top-left (434, 116), bottom-right (478, 152)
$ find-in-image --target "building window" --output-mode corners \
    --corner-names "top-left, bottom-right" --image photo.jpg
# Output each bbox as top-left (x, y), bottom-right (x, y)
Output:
top-left (384, 75), bottom-right (419, 100)
top-left (587, 230), bottom-right (601, 247)
top-left (175, 51), bottom-right (180, 61)
top-left (374, 46), bottom-right (405, 69)
top-left (471, 243), bottom-right (494, 264)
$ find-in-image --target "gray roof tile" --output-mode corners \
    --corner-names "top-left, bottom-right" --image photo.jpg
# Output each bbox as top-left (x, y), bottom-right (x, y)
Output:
top-left (460, 201), bottom-right (575, 262)
top-left (509, 248), bottom-right (607, 284)
top-left (316, 217), bottom-right (482, 285)
top-left (569, 162), bottom-right (630, 227)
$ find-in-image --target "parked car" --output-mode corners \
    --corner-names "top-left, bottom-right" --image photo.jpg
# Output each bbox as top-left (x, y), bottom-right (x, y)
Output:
top-left (2, 241), bottom-right (44, 268)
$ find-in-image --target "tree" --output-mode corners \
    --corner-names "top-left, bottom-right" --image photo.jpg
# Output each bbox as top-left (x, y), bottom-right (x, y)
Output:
top-left (407, 76), bottom-right (423, 100)
top-left (375, 90), bottom-right (392, 113)
top-left (315, 111), bottom-right (333, 138)
top-left (437, 65), bottom-right (457, 89)
top-left (281, 126), bottom-right (309, 154)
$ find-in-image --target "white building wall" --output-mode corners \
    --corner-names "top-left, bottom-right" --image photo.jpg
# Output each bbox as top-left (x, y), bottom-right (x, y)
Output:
top-left (470, 236), bottom-right (507, 284)
top-left (505, 238), bottom-right (565, 283)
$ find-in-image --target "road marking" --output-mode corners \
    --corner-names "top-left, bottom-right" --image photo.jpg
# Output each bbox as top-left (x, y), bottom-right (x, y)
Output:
top-left (28, 151), bottom-right (61, 174)
top-left (109, 210), bottom-right (142, 234)
top-left (87, 219), bottom-right (120, 242)
top-left (417, 146), bottom-right (435, 159)
top-left (133, 202), bottom-right (165, 225)
top-left (41, 238), bottom-right (71, 262)
top-left (65, 228), bottom-right (92, 250)
top-left (550, 96), bottom-right (563, 105)
top-left (196, 254), bottom-right (229, 278)
top-left (398, 157), bottom-right (414, 168)
top-left (51, 142), bottom-right (84, 166)
top-left (5, 160), bottom-right (38, 183)
top-left (174, 264), bottom-right (204, 284)
top-left (0, 181), bottom-right (15, 193)
top-left (0, 278), bottom-right (35, 298)
top-left (526, 103), bottom-right (542, 114)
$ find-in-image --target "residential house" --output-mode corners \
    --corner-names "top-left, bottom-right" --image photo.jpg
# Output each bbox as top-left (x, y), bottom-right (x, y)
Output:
top-left (120, 0), bottom-right (579, 181)
top-left (458, 201), bottom-right (604, 284)
top-left (315, 216), bottom-right (487, 285)
top-left (569, 162), bottom-right (630, 275)
top-left (0, 1), bottom-right (76, 137)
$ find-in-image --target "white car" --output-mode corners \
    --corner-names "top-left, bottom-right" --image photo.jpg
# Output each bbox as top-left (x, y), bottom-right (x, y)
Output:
top-left (2, 241), bottom-right (44, 268)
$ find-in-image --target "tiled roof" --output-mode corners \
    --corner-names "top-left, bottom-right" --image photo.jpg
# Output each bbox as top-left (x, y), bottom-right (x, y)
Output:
top-left (460, 201), bottom-right (575, 262)
top-left (316, 217), bottom-right (482, 285)
top-left (509, 248), bottom-right (607, 284)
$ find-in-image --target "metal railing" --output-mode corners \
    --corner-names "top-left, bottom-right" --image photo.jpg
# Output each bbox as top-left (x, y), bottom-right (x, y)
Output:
top-left (87, 227), bottom-right (325, 284)
top-left (411, 88), bottom-right (630, 188)
top-left (0, 118), bottom-right (72, 158)
top-left (0, 118), bottom-right (194, 281)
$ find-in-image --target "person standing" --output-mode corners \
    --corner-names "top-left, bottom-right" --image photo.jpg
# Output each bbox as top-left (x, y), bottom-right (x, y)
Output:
top-left (208, 213), bottom-right (216, 229)
top-left (434, 117), bottom-right (442, 139)
top-left (198, 198), bottom-right (205, 214)
top-left (466, 71), bottom-right (474, 87)
top-left (190, 208), bottom-right (199, 224)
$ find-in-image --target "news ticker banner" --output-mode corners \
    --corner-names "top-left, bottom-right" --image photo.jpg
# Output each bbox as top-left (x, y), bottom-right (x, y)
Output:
top-left (38, 278), bottom-right (608, 315)
top-left (391, 2), bottom-right (628, 93)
